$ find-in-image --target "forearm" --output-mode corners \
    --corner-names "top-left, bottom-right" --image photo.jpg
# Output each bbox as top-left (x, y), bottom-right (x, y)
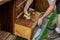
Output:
top-left (41, 6), bottom-right (55, 19)
top-left (41, 3), bottom-right (55, 19)
top-left (24, 0), bottom-right (33, 12)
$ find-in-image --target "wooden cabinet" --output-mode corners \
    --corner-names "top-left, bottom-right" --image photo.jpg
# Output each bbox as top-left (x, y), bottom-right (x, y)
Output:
top-left (0, 0), bottom-right (42, 40)
top-left (13, 0), bottom-right (41, 40)
top-left (0, 0), bottom-right (26, 33)
top-left (14, 12), bottom-right (41, 40)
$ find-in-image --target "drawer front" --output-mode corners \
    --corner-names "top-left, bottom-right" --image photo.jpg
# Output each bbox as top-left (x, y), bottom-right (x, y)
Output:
top-left (14, 24), bottom-right (33, 39)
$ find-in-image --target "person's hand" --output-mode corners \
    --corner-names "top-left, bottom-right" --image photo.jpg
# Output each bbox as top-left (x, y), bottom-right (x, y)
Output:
top-left (38, 17), bottom-right (43, 26)
top-left (24, 10), bottom-right (30, 16)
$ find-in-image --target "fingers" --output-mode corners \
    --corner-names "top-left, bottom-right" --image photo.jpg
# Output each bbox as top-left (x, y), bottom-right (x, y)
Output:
top-left (24, 11), bottom-right (30, 16)
top-left (38, 20), bottom-right (41, 26)
top-left (38, 19), bottom-right (43, 26)
top-left (38, 22), bottom-right (41, 26)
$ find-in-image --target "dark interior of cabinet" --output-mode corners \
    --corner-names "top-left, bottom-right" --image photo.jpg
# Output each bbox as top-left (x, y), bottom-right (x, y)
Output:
top-left (0, 1), bottom-right (14, 33)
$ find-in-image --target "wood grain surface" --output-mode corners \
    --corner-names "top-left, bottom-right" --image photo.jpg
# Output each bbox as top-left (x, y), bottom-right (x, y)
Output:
top-left (16, 12), bottom-right (41, 28)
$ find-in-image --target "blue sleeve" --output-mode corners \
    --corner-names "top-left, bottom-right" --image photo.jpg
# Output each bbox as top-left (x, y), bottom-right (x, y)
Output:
top-left (48, 0), bottom-right (54, 3)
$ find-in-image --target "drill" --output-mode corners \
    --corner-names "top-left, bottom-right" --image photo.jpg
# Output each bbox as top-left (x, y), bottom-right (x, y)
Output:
top-left (23, 8), bottom-right (35, 20)
top-left (23, 13), bottom-right (31, 20)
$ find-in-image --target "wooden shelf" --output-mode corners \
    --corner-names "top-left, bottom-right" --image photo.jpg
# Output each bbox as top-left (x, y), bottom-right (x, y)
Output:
top-left (0, 0), bottom-right (10, 5)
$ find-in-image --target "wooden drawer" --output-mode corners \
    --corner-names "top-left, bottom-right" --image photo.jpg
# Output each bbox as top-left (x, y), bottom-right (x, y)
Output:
top-left (13, 11), bottom-right (41, 40)
top-left (14, 24), bottom-right (33, 39)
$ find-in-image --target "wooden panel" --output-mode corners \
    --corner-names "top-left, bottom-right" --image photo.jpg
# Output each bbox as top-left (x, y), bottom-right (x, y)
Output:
top-left (3, 0), bottom-right (10, 3)
top-left (14, 24), bottom-right (33, 39)
top-left (0, 31), bottom-right (16, 40)
top-left (16, 3), bottom-right (25, 16)
top-left (16, 0), bottom-right (26, 17)
top-left (31, 12), bottom-right (41, 21)
top-left (16, 12), bottom-right (41, 28)
top-left (16, 0), bottom-right (24, 5)
top-left (0, 0), bottom-right (10, 5)
top-left (0, 31), bottom-right (10, 40)
top-left (35, 0), bottom-right (49, 12)
top-left (1, 1), bottom-right (14, 32)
